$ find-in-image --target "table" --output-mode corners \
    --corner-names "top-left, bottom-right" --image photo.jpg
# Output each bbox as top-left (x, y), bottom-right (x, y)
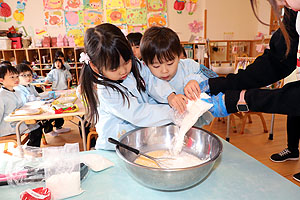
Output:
top-left (1, 138), bottom-right (299, 200)
top-left (4, 90), bottom-right (87, 151)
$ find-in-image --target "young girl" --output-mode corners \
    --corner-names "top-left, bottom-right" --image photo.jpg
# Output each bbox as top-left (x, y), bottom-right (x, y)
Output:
top-left (45, 58), bottom-right (72, 91)
top-left (79, 23), bottom-right (185, 150)
top-left (140, 26), bottom-right (224, 127)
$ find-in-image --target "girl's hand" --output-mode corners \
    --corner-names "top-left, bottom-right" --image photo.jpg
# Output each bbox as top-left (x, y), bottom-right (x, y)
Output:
top-left (184, 80), bottom-right (201, 101)
top-left (167, 93), bottom-right (188, 114)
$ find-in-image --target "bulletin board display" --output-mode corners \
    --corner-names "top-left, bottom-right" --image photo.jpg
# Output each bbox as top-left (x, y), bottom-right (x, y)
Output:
top-left (43, 0), bottom-right (168, 35)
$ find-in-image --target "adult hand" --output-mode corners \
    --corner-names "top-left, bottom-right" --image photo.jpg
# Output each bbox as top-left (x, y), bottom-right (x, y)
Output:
top-left (184, 80), bottom-right (201, 101)
top-left (167, 93), bottom-right (188, 114)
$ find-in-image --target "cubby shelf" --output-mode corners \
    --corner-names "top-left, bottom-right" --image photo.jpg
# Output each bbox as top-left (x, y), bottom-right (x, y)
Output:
top-left (0, 47), bottom-right (84, 85)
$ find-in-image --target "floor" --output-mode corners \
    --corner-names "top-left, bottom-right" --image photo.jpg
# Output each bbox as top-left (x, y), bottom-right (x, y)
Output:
top-left (35, 113), bottom-right (300, 187)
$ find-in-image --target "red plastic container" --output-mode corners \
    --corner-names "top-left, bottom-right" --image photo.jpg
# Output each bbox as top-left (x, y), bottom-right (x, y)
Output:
top-left (9, 37), bottom-right (22, 49)
top-left (20, 187), bottom-right (51, 200)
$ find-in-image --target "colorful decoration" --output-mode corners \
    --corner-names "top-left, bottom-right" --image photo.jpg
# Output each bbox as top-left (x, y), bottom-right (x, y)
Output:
top-left (173, 0), bottom-right (185, 14)
top-left (125, 0), bottom-right (146, 8)
top-left (186, 0), bottom-right (197, 15)
top-left (126, 8), bottom-right (146, 25)
top-left (188, 20), bottom-right (203, 33)
top-left (66, 26), bottom-right (84, 38)
top-left (127, 24), bottom-right (147, 33)
top-left (106, 0), bottom-right (124, 9)
top-left (83, 0), bottom-right (102, 10)
top-left (43, 0), bottom-right (63, 10)
top-left (147, 0), bottom-right (166, 12)
top-left (106, 8), bottom-right (126, 24)
top-left (64, 0), bottom-right (82, 10)
top-left (84, 10), bottom-right (103, 26)
top-left (0, 1), bottom-right (12, 22)
top-left (65, 11), bottom-right (83, 26)
top-left (13, 0), bottom-right (26, 24)
top-left (44, 10), bottom-right (64, 26)
top-left (147, 12), bottom-right (167, 27)
top-left (117, 24), bottom-right (128, 35)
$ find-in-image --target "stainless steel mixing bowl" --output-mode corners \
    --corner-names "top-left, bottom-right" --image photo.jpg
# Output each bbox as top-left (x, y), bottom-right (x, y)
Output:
top-left (115, 124), bottom-right (223, 191)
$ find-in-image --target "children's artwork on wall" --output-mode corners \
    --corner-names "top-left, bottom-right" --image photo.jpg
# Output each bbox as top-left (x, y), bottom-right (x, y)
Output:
top-left (0, 1), bottom-right (12, 22)
top-left (106, 8), bottom-right (126, 24)
top-left (146, 0), bottom-right (166, 12)
top-left (43, 0), bottom-right (64, 10)
top-left (64, 0), bottom-right (82, 10)
top-left (147, 12), bottom-right (167, 27)
top-left (65, 11), bottom-right (83, 26)
top-left (83, 0), bottom-right (103, 10)
top-left (66, 26), bottom-right (84, 38)
top-left (84, 10), bottom-right (103, 26)
top-left (13, 0), bottom-right (26, 24)
top-left (106, 0), bottom-right (124, 9)
top-left (127, 24), bottom-right (147, 33)
top-left (126, 8), bottom-right (146, 25)
top-left (44, 10), bottom-right (64, 26)
top-left (188, 20), bottom-right (203, 33)
top-left (125, 0), bottom-right (146, 8)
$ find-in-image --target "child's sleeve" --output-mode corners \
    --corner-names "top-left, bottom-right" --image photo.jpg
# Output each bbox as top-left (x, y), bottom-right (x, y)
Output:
top-left (0, 98), bottom-right (5, 124)
top-left (138, 61), bottom-right (175, 103)
top-left (64, 63), bottom-right (71, 71)
top-left (100, 88), bottom-right (173, 127)
top-left (45, 70), bottom-right (54, 82)
top-left (65, 70), bottom-right (72, 80)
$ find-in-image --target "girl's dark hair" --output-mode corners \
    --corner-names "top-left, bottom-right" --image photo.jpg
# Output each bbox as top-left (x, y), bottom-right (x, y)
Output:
top-left (140, 26), bottom-right (182, 65)
top-left (127, 32), bottom-right (143, 46)
top-left (250, 0), bottom-right (290, 56)
top-left (54, 58), bottom-right (66, 70)
top-left (80, 23), bottom-right (146, 123)
top-left (0, 60), bottom-right (12, 66)
top-left (0, 64), bottom-right (18, 79)
top-left (16, 63), bottom-right (33, 74)
top-left (21, 60), bottom-right (31, 65)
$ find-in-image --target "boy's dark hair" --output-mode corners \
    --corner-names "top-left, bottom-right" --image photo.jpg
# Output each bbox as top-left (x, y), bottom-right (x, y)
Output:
top-left (54, 58), bottom-right (66, 70)
top-left (127, 32), bottom-right (143, 46)
top-left (55, 50), bottom-right (65, 60)
top-left (0, 60), bottom-right (12, 66)
top-left (80, 23), bottom-right (146, 123)
top-left (21, 60), bottom-right (31, 65)
top-left (140, 26), bottom-right (182, 65)
top-left (0, 64), bottom-right (18, 79)
top-left (16, 63), bottom-right (33, 74)
top-left (181, 46), bottom-right (187, 58)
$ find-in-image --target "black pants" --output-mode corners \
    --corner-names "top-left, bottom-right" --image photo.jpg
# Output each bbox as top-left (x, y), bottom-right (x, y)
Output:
top-left (287, 115), bottom-right (300, 152)
top-left (42, 118), bottom-right (64, 133)
top-left (27, 126), bottom-right (43, 147)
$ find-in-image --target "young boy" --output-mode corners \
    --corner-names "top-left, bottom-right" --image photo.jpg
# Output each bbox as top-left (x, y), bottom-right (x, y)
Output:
top-left (127, 32), bottom-right (143, 60)
top-left (0, 64), bottom-right (43, 147)
top-left (140, 26), bottom-right (227, 125)
top-left (15, 64), bottom-right (71, 136)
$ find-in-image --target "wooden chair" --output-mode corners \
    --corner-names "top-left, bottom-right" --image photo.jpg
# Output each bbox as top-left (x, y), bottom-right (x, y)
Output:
top-left (0, 134), bottom-right (29, 155)
top-left (87, 127), bottom-right (98, 150)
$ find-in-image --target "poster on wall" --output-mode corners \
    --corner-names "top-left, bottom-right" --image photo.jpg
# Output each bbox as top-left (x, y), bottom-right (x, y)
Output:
top-left (64, 0), bottom-right (83, 10)
top-left (65, 11), bottom-right (83, 26)
top-left (147, 12), bottom-right (167, 27)
top-left (106, 0), bottom-right (125, 9)
top-left (127, 25), bottom-right (147, 33)
top-left (43, 0), bottom-right (63, 10)
top-left (126, 8), bottom-right (146, 25)
top-left (44, 10), bottom-right (64, 26)
top-left (106, 8), bottom-right (126, 24)
top-left (13, 0), bottom-right (26, 24)
top-left (125, 0), bottom-right (146, 8)
top-left (146, 0), bottom-right (166, 12)
top-left (66, 26), bottom-right (84, 37)
top-left (117, 24), bottom-right (128, 35)
top-left (83, 0), bottom-right (103, 10)
top-left (84, 10), bottom-right (103, 26)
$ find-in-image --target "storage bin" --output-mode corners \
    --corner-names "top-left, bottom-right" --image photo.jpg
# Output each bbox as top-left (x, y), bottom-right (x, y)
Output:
top-left (0, 37), bottom-right (12, 49)
top-left (9, 37), bottom-right (22, 49)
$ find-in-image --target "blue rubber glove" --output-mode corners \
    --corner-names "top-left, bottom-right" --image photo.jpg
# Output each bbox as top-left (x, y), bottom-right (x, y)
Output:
top-left (201, 92), bottom-right (229, 117)
top-left (199, 79), bottom-right (210, 94)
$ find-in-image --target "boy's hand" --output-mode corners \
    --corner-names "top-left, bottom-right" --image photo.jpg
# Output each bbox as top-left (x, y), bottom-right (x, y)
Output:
top-left (184, 80), bottom-right (201, 101)
top-left (167, 93), bottom-right (188, 114)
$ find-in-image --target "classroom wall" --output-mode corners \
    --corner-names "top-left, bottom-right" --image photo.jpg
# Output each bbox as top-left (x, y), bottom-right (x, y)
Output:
top-left (0, 0), bottom-right (271, 41)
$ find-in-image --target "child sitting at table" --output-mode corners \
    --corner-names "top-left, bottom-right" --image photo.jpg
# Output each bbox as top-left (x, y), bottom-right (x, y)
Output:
top-left (52, 50), bottom-right (71, 71)
top-left (15, 63), bottom-right (70, 136)
top-left (0, 64), bottom-right (43, 147)
top-left (45, 58), bottom-right (72, 91)
top-left (140, 26), bottom-right (228, 127)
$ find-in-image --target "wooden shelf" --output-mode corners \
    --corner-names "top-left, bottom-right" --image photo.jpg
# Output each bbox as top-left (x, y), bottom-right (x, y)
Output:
top-left (0, 47), bottom-right (83, 85)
